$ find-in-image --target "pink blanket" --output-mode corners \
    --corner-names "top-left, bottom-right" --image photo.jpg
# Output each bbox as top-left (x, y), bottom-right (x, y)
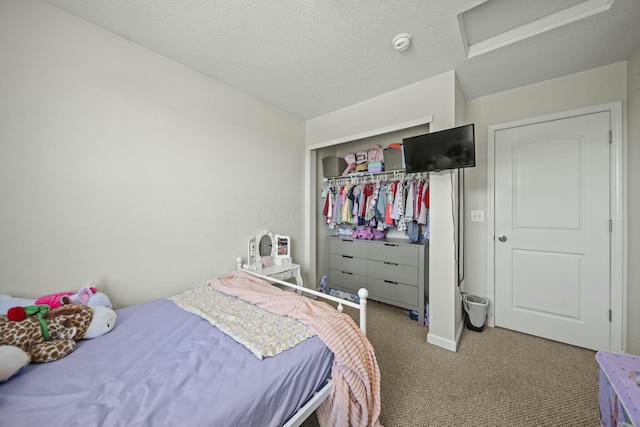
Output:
top-left (209, 270), bottom-right (383, 427)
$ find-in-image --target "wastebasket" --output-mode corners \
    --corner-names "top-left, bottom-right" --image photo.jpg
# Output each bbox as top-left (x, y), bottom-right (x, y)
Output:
top-left (463, 294), bottom-right (489, 332)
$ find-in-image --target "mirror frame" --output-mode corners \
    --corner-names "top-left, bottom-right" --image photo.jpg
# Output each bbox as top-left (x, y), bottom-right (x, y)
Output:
top-left (247, 229), bottom-right (276, 270)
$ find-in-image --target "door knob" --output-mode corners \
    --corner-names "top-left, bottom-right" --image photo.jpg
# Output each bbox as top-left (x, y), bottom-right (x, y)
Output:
top-left (498, 235), bottom-right (507, 242)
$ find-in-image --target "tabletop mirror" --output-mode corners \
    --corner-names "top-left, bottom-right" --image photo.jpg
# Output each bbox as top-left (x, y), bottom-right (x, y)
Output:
top-left (245, 229), bottom-right (292, 270)
top-left (246, 229), bottom-right (276, 270)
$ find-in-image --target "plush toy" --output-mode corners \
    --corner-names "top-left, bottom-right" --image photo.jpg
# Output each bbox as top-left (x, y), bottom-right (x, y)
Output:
top-left (33, 292), bottom-right (72, 309)
top-left (0, 304), bottom-right (117, 370)
top-left (319, 274), bottom-right (327, 293)
top-left (371, 228), bottom-right (388, 240)
top-left (352, 226), bottom-right (387, 240)
top-left (352, 226), bottom-right (374, 240)
top-left (0, 345), bottom-right (30, 383)
top-left (35, 286), bottom-right (112, 310)
top-left (69, 287), bottom-right (112, 308)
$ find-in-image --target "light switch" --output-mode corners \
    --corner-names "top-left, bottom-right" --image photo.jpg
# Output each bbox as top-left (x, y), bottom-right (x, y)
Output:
top-left (471, 210), bottom-right (484, 222)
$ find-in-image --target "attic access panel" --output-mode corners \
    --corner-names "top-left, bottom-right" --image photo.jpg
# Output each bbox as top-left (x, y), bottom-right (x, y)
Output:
top-left (458, 0), bottom-right (613, 58)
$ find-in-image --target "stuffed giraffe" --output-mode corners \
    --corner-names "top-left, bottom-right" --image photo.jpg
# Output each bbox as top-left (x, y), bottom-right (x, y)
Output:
top-left (0, 304), bottom-right (116, 363)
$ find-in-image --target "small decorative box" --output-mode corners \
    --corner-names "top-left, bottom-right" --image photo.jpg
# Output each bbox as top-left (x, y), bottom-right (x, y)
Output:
top-left (275, 257), bottom-right (291, 266)
top-left (596, 351), bottom-right (640, 426)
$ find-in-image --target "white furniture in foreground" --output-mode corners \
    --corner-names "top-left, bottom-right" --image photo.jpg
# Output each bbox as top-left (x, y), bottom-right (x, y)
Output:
top-left (244, 262), bottom-right (303, 287)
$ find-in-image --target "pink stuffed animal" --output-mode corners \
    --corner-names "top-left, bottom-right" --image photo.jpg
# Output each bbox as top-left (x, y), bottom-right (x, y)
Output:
top-left (35, 287), bottom-right (112, 310)
top-left (371, 228), bottom-right (388, 240)
top-left (34, 292), bottom-right (74, 309)
top-left (352, 227), bottom-right (374, 240)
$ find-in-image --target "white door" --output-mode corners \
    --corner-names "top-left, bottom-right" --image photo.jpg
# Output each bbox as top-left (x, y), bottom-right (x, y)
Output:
top-left (494, 111), bottom-right (610, 351)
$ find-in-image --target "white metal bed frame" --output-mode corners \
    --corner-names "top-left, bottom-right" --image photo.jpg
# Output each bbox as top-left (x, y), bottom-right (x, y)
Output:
top-left (235, 258), bottom-right (369, 427)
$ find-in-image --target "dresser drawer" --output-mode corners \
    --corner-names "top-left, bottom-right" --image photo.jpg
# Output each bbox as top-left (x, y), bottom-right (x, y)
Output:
top-left (270, 269), bottom-right (295, 281)
top-left (329, 253), bottom-right (367, 276)
top-left (368, 243), bottom-right (418, 266)
top-left (329, 269), bottom-right (367, 293)
top-left (329, 238), bottom-right (367, 258)
top-left (367, 260), bottom-right (418, 286)
top-left (368, 277), bottom-right (418, 307)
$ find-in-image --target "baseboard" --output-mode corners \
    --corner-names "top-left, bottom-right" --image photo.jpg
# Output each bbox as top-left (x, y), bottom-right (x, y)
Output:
top-left (426, 319), bottom-right (465, 352)
top-left (427, 332), bottom-right (458, 352)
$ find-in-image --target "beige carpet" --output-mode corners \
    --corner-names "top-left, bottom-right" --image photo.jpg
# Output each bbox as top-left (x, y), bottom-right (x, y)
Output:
top-left (302, 300), bottom-right (600, 427)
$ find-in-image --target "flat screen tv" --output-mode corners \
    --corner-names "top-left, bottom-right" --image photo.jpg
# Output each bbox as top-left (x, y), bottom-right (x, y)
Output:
top-left (403, 124), bottom-right (476, 173)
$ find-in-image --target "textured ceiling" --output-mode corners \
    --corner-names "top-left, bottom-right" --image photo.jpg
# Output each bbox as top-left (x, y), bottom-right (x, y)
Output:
top-left (42, 0), bottom-right (640, 120)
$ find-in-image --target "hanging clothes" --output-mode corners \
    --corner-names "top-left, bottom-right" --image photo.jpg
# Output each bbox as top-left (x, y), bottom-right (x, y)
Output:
top-left (365, 182), bottom-right (378, 222)
top-left (417, 182), bottom-right (429, 225)
top-left (390, 180), bottom-right (403, 220)
top-left (404, 180), bottom-right (415, 222)
top-left (376, 183), bottom-right (387, 223)
top-left (384, 182), bottom-right (396, 225)
top-left (320, 173), bottom-right (430, 238)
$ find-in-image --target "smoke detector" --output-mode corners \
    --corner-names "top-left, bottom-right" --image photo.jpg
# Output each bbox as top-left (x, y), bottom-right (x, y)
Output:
top-left (392, 33), bottom-right (413, 52)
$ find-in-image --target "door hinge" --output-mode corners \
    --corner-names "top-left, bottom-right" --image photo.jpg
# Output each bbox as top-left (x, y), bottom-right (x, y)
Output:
top-left (609, 220), bottom-right (613, 233)
top-left (609, 130), bottom-right (612, 144)
top-left (609, 309), bottom-right (612, 322)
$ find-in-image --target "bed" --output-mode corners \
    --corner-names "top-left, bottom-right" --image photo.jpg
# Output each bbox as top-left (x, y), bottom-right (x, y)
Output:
top-left (0, 268), bottom-right (381, 427)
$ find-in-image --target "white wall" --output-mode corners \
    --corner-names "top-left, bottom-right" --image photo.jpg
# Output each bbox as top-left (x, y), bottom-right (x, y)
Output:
top-left (466, 62), bottom-right (630, 347)
top-left (306, 71), bottom-right (464, 351)
top-left (0, 0), bottom-right (305, 308)
top-left (626, 43), bottom-right (640, 355)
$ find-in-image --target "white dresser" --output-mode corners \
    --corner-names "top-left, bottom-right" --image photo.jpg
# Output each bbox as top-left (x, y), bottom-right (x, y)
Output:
top-left (327, 236), bottom-right (428, 325)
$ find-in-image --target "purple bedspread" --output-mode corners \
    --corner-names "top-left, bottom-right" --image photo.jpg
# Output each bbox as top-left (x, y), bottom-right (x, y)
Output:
top-left (0, 299), bottom-right (333, 427)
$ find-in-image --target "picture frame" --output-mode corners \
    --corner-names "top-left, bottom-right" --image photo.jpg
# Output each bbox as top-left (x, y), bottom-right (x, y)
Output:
top-left (275, 234), bottom-right (291, 265)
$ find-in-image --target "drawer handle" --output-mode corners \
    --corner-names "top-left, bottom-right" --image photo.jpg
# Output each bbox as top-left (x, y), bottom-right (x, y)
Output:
top-left (384, 261), bottom-right (398, 266)
top-left (342, 271), bottom-right (353, 275)
top-left (384, 280), bottom-right (398, 285)
top-left (342, 239), bottom-right (353, 243)
top-left (384, 243), bottom-right (398, 247)
top-left (342, 255), bottom-right (354, 259)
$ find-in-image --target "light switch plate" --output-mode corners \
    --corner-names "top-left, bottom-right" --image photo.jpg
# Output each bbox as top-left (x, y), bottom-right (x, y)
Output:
top-left (471, 210), bottom-right (484, 222)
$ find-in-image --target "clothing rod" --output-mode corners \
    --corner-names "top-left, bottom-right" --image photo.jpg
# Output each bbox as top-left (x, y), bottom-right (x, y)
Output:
top-left (323, 170), bottom-right (429, 186)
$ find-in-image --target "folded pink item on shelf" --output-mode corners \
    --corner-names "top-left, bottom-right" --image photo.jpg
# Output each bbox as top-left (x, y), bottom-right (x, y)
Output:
top-left (342, 152), bottom-right (356, 176)
top-left (367, 144), bottom-right (384, 163)
top-left (368, 161), bottom-right (383, 173)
